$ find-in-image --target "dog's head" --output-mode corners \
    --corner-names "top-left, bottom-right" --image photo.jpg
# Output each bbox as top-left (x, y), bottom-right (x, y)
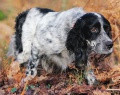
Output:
top-left (80, 13), bottom-right (113, 54)
top-left (66, 12), bottom-right (113, 63)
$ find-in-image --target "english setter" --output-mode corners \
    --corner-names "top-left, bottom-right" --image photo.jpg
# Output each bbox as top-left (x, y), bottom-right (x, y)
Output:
top-left (7, 7), bottom-right (113, 85)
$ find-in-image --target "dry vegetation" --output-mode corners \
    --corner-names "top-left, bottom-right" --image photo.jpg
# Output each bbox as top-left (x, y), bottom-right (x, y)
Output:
top-left (0, 0), bottom-right (120, 94)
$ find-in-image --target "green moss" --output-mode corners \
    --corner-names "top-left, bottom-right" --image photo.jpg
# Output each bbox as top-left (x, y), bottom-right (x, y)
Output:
top-left (0, 10), bottom-right (7, 21)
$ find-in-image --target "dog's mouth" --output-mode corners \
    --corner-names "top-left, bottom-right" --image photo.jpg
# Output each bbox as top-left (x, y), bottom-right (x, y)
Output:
top-left (89, 50), bottom-right (111, 63)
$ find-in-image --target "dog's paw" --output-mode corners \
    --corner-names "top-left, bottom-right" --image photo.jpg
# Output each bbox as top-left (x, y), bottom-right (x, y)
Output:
top-left (85, 70), bottom-right (98, 85)
top-left (24, 68), bottom-right (37, 82)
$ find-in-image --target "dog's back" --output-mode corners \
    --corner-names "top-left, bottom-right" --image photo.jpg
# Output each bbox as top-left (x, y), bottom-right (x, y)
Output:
top-left (7, 8), bottom-right (54, 63)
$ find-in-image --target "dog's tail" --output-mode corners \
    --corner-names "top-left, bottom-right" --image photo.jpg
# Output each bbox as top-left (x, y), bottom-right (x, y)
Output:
top-left (7, 35), bottom-right (16, 57)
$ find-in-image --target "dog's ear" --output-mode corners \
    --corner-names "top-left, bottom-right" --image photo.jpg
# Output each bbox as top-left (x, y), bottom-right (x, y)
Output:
top-left (66, 18), bottom-right (88, 66)
top-left (66, 19), bottom-right (87, 52)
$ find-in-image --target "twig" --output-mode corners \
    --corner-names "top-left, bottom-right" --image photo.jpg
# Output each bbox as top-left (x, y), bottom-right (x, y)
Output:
top-left (106, 89), bottom-right (120, 91)
top-left (20, 80), bottom-right (28, 95)
top-left (113, 34), bottom-right (120, 43)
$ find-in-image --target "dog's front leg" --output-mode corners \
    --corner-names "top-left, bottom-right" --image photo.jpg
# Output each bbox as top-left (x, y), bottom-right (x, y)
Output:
top-left (85, 61), bottom-right (98, 85)
top-left (24, 46), bottom-right (40, 81)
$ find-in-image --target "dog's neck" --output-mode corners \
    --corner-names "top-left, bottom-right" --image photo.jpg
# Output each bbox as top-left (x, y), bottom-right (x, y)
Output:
top-left (60, 7), bottom-right (86, 30)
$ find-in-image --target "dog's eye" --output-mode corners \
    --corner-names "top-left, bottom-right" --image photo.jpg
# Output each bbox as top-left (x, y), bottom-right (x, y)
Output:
top-left (90, 27), bottom-right (98, 33)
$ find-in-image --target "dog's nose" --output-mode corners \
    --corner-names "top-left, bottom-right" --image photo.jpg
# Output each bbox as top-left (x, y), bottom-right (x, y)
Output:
top-left (105, 41), bottom-right (113, 49)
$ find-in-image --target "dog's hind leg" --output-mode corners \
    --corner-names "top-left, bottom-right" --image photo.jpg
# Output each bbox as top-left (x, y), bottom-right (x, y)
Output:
top-left (17, 8), bottom-right (42, 64)
top-left (24, 46), bottom-right (41, 81)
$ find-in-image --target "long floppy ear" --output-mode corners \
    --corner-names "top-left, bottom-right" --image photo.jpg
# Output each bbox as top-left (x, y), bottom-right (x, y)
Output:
top-left (66, 18), bottom-right (88, 67)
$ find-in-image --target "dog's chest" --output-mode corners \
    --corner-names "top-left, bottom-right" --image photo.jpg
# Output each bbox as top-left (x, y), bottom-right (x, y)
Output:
top-left (49, 50), bottom-right (75, 67)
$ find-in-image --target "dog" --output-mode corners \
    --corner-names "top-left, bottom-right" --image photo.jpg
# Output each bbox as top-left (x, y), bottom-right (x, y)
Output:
top-left (7, 7), bottom-right (113, 85)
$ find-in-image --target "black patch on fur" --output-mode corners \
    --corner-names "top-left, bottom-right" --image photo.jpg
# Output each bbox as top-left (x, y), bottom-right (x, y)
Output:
top-left (66, 18), bottom-right (87, 65)
top-left (26, 71), bottom-right (29, 74)
top-left (15, 9), bottom-right (29, 53)
top-left (30, 64), bottom-right (35, 69)
top-left (36, 7), bottom-right (54, 14)
top-left (31, 70), bottom-right (34, 75)
top-left (79, 13), bottom-right (101, 40)
top-left (100, 14), bottom-right (112, 38)
top-left (52, 64), bottom-right (62, 74)
top-left (56, 53), bottom-right (62, 57)
top-left (46, 38), bottom-right (52, 43)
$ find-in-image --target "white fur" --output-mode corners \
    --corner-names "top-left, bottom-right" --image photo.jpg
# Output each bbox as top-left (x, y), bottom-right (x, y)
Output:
top-left (17, 8), bottom-right (44, 63)
top-left (16, 7), bottom-right (86, 64)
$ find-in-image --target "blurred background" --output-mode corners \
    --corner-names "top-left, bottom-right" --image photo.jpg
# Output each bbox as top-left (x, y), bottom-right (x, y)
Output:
top-left (0, 0), bottom-right (120, 94)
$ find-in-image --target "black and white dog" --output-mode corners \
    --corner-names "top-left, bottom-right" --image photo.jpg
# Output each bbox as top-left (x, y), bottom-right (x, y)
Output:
top-left (7, 7), bottom-right (113, 85)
